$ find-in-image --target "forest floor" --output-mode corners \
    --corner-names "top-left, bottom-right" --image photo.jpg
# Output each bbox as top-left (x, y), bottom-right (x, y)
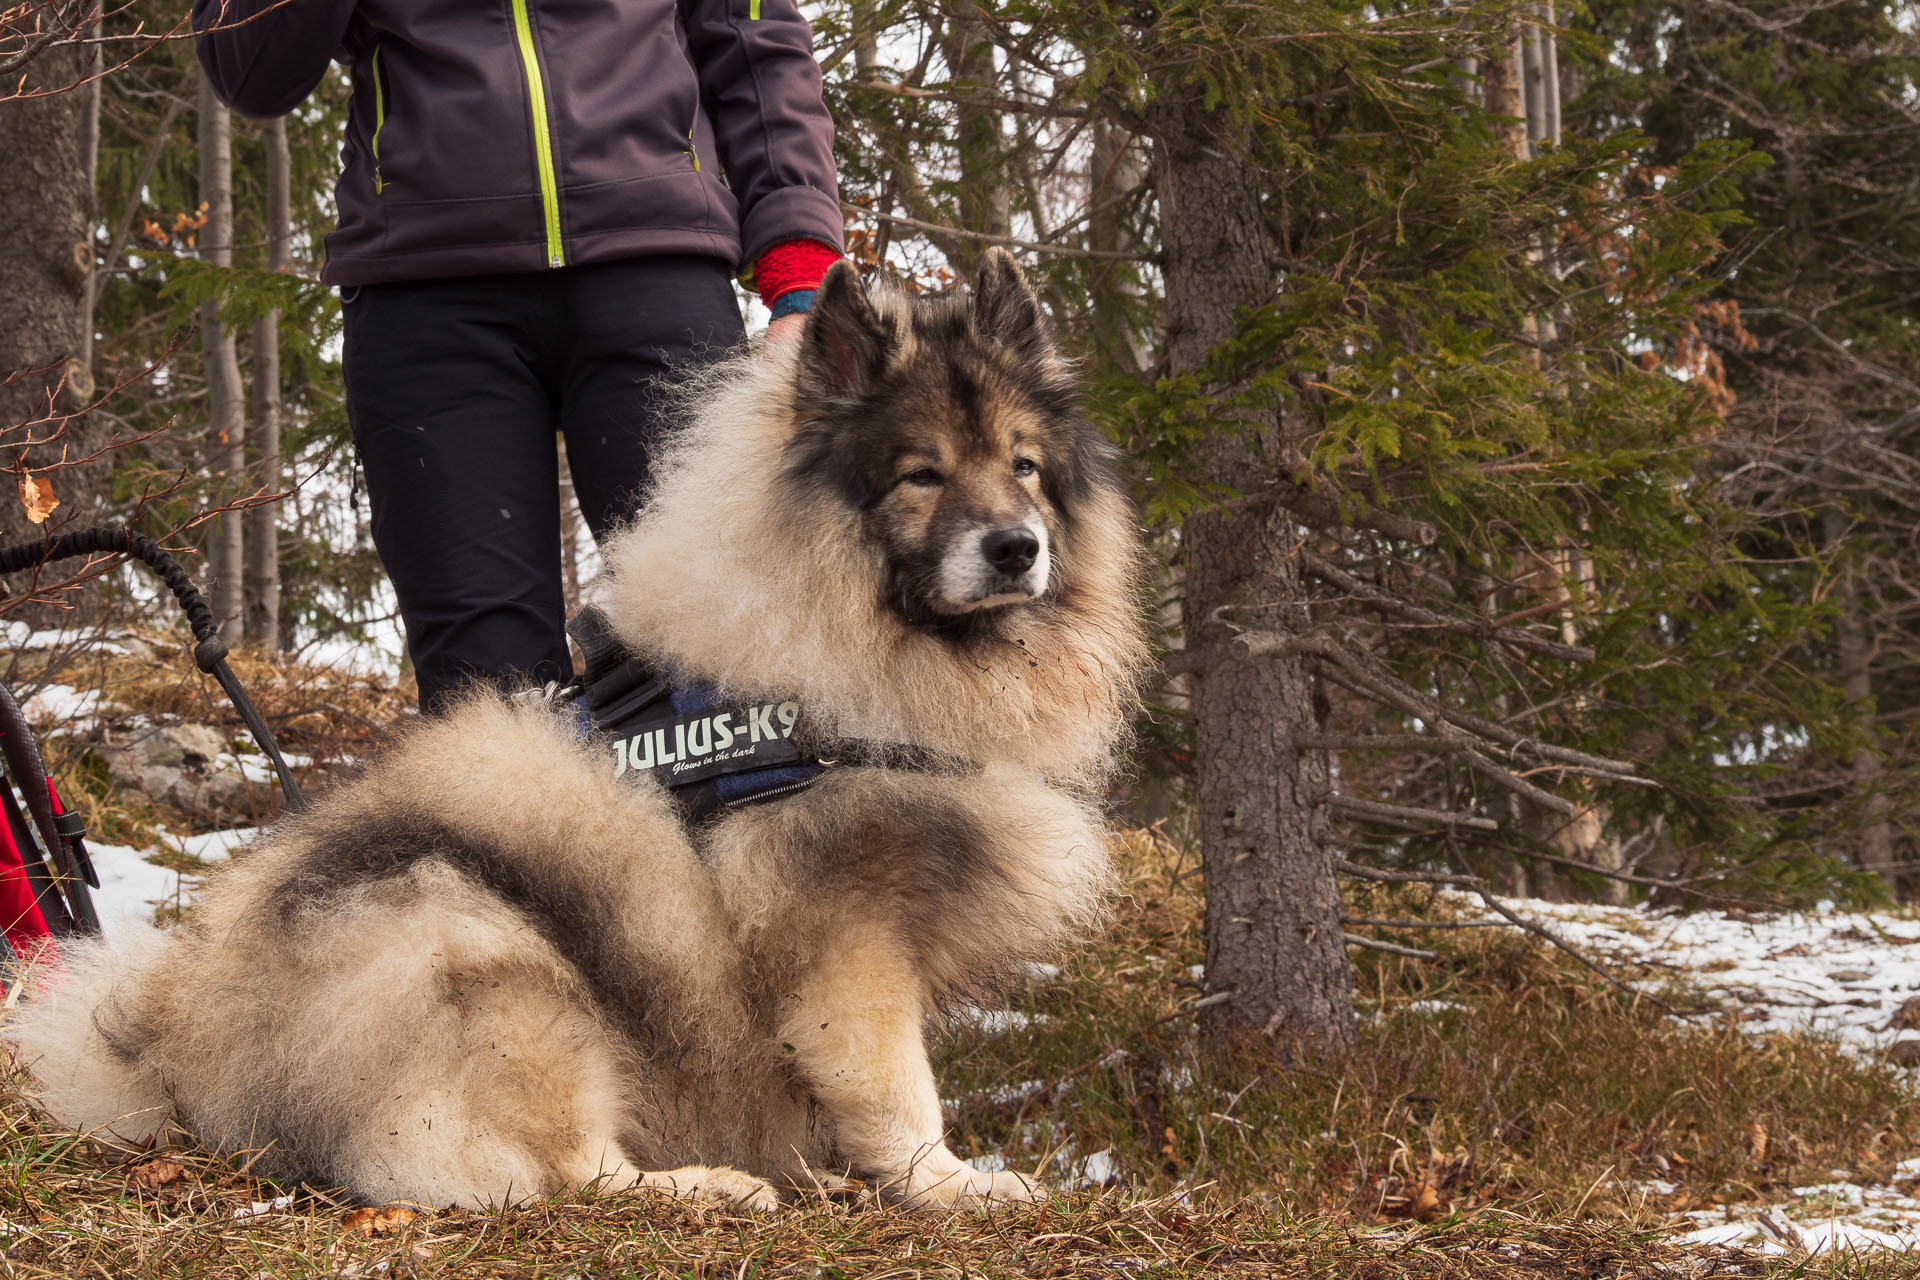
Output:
top-left (2, 629), bottom-right (1918, 1276)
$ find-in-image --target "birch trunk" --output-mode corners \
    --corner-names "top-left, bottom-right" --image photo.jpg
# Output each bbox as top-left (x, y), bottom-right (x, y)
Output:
top-left (200, 73), bottom-right (246, 640)
top-left (244, 116), bottom-right (289, 649)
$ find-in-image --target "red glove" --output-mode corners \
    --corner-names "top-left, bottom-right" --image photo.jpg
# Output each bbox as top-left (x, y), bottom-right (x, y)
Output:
top-left (755, 238), bottom-right (841, 312)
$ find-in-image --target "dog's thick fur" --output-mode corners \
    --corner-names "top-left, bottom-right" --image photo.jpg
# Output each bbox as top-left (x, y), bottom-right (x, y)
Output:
top-left (6, 252), bottom-right (1148, 1211)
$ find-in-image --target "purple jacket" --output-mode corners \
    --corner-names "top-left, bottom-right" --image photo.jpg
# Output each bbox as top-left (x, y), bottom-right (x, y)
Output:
top-left (191, 0), bottom-right (844, 286)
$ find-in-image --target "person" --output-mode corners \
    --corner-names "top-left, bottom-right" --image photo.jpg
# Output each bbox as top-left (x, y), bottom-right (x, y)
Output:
top-left (191, 0), bottom-right (843, 711)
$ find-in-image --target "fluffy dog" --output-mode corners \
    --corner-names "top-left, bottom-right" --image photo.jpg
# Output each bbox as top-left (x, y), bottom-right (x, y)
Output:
top-left (6, 251), bottom-right (1148, 1211)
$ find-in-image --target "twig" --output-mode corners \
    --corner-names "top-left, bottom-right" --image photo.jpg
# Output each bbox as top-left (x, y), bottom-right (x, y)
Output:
top-left (1332, 857), bottom-right (1483, 888)
top-left (1343, 933), bottom-right (1438, 959)
top-left (1440, 836), bottom-right (1686, 1017)
top-left (1329, 794), bottom-right (1500, 832)
top-left (1342, 916), bottom-right (1510, 929)
top-left (841, 204), bottom-right (1150, 261)
top-left (1303, 549), bottom-right (1594, 663)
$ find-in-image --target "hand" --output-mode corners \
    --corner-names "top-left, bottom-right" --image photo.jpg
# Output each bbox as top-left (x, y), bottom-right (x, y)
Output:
top-left (765, 312), bottom-right (807, 352)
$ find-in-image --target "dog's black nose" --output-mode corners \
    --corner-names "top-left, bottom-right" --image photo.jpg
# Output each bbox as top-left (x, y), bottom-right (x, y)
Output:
top-left (982, 527), bottom-right (1040, 576)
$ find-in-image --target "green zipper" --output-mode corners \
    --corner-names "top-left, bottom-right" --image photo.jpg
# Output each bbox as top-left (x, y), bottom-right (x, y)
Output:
top-left (749, 0), bottom-right (760, 16)
top-left (508, 0), bottom-right (565, 267)
top-left (370, 46), bottom-right (388, 193)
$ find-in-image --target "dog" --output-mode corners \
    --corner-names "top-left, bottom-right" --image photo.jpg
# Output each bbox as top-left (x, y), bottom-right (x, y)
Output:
top-left (6, 250), bottom-right (1148, 1212)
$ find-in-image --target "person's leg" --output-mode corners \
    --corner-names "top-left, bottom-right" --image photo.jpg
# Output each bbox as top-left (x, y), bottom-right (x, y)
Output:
top-left (553, 256), bottom-right (747, 538)
top-left (342, 276), bottom-right (568, 712)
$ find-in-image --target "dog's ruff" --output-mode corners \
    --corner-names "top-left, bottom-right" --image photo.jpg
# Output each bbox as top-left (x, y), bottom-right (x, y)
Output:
top-left (6, 252), bottom-right (1149, 1211)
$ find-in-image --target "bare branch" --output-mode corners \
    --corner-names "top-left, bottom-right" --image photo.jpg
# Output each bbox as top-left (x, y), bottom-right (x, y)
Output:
top-left (1231, 483), bottom-right (1438, 545)
top-left (1329, 794), bottom-right (1500, 831)
top-left (841, 203), bottom-right (1151, 261)
top-left (1343, 932), bottom-right (1438, 959)
top-left (1332, 857), bottom-right (1484, 888)
top-left (1303, 548), bottom-right (1595, 662)
top-left (1342, 915), bottom-right (1511, 929)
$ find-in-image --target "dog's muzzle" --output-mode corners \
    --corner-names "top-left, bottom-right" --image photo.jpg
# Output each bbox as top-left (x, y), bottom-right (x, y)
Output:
top-left (939, 521), bottom-right (1050, 611)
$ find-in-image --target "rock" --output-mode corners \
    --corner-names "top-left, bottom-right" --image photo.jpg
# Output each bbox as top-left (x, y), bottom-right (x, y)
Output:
top-left (1829, 969), bottom-right (1874, 983)
top-left (1887, 1039), bottom-right (1920, 1069)
top-left (1885, 996), bottom-right (1920, 1032)
top-left (95, 722), bottom-right (253, 819)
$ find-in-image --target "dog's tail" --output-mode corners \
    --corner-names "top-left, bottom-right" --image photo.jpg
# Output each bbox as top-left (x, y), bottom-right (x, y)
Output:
top-left (4, 928), bottom-right (174, 1147)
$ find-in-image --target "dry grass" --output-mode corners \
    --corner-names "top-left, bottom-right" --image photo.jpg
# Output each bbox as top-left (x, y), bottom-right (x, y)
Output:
top-left (0, 1116), bottom-right (1892, 1278)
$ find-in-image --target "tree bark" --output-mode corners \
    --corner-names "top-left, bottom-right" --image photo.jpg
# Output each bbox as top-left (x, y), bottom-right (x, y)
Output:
top-left (244, 115), bottom-right (289, 649)
top-left (1088, 120), bottom-right (1150, 373)
top-left (1148, 90), bottom-right (1355, 1058)
top-left (1482, 24), bottom-right (1527, 158)
top-left (1827, 512), bottom-right (1893, 880)
top-left (0, 29), bottom-right (100, 552)
top-left (199, 71), bottom-right (246, 640)
top-left (942, 1), bottom-right (1007, 265)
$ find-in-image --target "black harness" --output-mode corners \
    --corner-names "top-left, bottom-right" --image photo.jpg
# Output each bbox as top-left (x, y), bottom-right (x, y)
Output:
top-left (564, 608), bottom-right (962, 824)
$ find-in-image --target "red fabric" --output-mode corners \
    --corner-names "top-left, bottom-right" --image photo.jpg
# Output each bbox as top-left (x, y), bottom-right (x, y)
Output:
top-left (0, 801), bottom-right (52, 956)
top-left (754, 238), bottom-right (841, 304)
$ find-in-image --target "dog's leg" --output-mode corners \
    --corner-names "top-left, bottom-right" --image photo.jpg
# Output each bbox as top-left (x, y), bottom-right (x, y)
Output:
top-left (776, 930), bottom-right (1039, 1210)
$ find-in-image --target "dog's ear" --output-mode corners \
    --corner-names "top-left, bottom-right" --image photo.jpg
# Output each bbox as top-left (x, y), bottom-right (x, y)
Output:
top-left (972, 247), bottom-right (1055, 364)
top-left (798, 261), bottom-right (891, 403)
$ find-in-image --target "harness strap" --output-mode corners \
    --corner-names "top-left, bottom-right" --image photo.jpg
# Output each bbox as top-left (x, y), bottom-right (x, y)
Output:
top-left (564, 607), bottom-right (968, 824)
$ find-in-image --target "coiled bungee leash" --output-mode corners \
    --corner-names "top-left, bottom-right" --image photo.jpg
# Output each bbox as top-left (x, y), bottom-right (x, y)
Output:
top-left (0, 527), bottom-right (309, 943)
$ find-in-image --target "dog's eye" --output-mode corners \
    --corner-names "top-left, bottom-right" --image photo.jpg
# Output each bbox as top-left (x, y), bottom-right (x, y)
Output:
top-left (1012, 457), bottom-right (1038, 477)
top-left (900, 467), bottom-right (944, 488)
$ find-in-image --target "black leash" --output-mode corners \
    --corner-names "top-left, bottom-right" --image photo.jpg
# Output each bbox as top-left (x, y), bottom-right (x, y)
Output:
top-left (0, 527), bottom-right (307, 815)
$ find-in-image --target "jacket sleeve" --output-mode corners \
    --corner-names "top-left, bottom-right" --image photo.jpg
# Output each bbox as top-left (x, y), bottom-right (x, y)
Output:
top-left (191, 0), bottom-right (358, 119)
top-left (680, 0), bottom-right (844, 267)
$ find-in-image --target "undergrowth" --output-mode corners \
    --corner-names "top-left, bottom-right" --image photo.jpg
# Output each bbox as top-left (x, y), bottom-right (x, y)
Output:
top-left (938, 831), bottom-right (1920, 1226)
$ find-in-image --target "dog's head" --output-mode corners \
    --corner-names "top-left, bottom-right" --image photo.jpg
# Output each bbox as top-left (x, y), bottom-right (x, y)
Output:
top-left (782, 249), bottom-right (1117, 629)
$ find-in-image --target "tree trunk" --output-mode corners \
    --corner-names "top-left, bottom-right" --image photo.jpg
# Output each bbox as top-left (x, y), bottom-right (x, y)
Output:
top-left (0, 34), bottom-right (100, 553)
top-left (1088, 120), bottom-right (1150, 373)
top-left (1827, 512), bottom-right (1893, 880)
top-left (943, 1), bottom-right (1007, 263)
top-left (1148, 90), bottom-right (1355, 1058)
top-left (245, 116), bottom-right (289, 650)
top-left (1482, 24), bottom-right (1527, 157)
top-left (199, 72), bottom-right (246, 640)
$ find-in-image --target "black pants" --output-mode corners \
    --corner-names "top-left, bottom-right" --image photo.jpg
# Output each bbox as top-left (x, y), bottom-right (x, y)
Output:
top-left (342, 256), bottom-right (746, 712)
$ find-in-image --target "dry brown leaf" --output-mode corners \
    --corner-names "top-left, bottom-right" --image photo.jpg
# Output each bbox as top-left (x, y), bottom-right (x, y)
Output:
top-left (1411, 1181), bottom-right (1447, 1222)
top-left (127, 1157), bottom-right (189, 1190)
top-left (17, 472), bottom-right (57, 525)
top-left (342, 1205), bottom-right (416, 1237)
top-left (1745, 1118), bottom-right (1769, 1163)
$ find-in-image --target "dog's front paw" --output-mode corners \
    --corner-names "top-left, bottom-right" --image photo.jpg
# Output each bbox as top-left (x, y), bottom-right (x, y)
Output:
top-left (636, 1164), bottom-right (782, 1212)
top-left (886, 1155), bottom-right (1045, 1211)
